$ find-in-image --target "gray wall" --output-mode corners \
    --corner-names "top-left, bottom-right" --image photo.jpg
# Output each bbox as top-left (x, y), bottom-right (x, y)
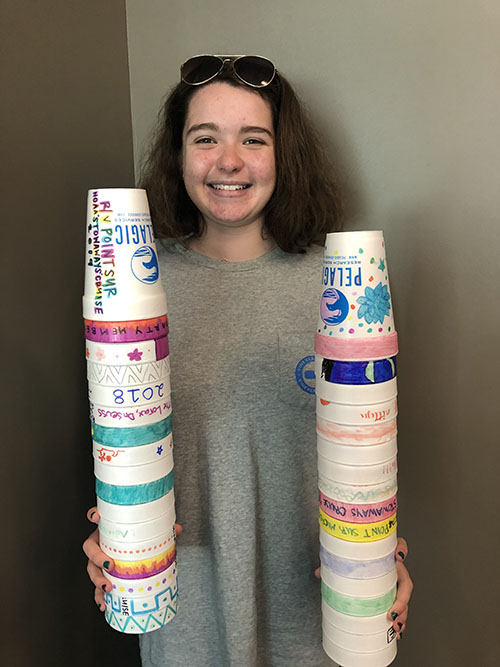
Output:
top-left (1, 1), bottom-right (139, 665)
top-left (126, 1), bottom-right (500, 665)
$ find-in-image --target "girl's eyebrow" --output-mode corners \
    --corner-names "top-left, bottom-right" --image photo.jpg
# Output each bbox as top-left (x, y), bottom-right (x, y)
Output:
top-left (185, 122), bottom-right (219, 137)
top-left (185, 123), bottom-right (273, 138)
top-left (241, 125), bottom-right (274, 138)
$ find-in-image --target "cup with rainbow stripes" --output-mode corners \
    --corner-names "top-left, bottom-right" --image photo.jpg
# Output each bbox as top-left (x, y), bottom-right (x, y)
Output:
top-left (83, 188), bottom-right (178, 634)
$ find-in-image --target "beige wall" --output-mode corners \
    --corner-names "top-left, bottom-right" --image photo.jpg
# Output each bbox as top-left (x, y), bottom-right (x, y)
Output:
top-left (126, 1), bottom-right (500, 665)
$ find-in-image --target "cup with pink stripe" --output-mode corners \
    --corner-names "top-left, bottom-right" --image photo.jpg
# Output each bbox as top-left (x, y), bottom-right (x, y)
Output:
top-left (314, 230), bottom-right (400, 666)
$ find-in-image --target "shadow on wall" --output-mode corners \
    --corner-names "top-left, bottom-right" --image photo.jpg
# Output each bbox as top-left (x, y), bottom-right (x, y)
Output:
top-left (388, 206), bottom-right (494, 665)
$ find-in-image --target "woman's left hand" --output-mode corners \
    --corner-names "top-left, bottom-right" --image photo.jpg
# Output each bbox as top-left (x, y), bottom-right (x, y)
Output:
top-left (314, 536), bottom-right (413, 640)
top-left (387, 536), bottom-right (413, 639)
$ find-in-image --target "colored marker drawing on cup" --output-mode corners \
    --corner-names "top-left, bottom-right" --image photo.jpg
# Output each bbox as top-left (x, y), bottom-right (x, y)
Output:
top-left (84, 189), bottom-right (177, 635)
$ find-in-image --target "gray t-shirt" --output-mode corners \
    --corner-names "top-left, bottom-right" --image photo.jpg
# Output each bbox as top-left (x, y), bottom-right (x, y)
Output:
top-left (139, 240), bottom-right (334, 666)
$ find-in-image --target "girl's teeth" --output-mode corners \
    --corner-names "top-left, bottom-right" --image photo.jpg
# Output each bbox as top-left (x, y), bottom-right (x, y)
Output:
top-left (211, 184), bottom-right (247, 190)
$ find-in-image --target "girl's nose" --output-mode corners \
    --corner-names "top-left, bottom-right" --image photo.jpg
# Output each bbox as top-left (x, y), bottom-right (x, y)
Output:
top-left (216, 143), bottom-right (244, 172)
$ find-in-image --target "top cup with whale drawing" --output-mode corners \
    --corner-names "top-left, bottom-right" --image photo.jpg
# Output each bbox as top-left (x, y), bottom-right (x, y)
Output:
top-left (83, 189), bottom-right (167, 321)
top-left (316, 231), bottom-right (398, 361)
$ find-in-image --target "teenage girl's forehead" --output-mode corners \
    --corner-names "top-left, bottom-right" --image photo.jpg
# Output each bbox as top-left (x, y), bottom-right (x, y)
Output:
top-left (183, 82), bottom-right (273, 134)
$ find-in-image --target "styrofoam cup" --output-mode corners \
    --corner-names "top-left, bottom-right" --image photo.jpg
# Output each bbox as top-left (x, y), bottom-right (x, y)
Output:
top-left (99, 502), bottom-right (176, 543)
top-left (318, 475), bottom-right (397, 505)
top-left (317, 435), bottom-right (397, 466)
top-left (317, 396), bottom-right (397, 426)
top-left (320, 544), bottom-right (396, 580)
top-left (316, 416), bottom-right (397, 446)
top-left (105, 600), bottom-right (177, 634)
top-left (104, 559), bottom-right (177, 595)
top-left (323, 618), bottom-right (397, 655)
top-left (321, 564), bottom-right (397, 597)
top-left (322, 600), bottom-right (393, 634)
top-left (85, 337), bottom-right (169, 365)
top-left (97, 489), bottom-right (175, 522)
top-left (93, 433), bottom-right (173, 467)
top-left (90, 396), bottom-right (172, 427)
top-left (87, 357), bottom-right (170, 386)
top-left (315, 356), bottom-right (397, 405)
top-left (317, 231), bottom-right (395, 340)
top-left (319, 528), bottom-right (397, 560)
top-left (88, 375), bottom-right (171, 408)
top-left (94, 451), bottom-right (173, 485)
top-left (318, 453), bottom-right (397, 485)
top-left (83, 188), bottom-right (167, 321)
top-left (100, 529), bottom-right (176, 560)
top-left (322, 631), bottom-right (397, 667)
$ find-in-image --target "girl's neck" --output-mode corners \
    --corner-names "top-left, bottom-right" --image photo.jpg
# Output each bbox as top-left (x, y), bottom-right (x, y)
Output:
top-left (187, 219), bottom-right (275, 261)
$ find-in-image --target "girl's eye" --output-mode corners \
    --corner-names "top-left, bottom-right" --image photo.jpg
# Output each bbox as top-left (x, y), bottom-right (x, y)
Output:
top-left (243, 138), bottom-right (265, 145)
top-left (194, 137), bottom-right (215, 144)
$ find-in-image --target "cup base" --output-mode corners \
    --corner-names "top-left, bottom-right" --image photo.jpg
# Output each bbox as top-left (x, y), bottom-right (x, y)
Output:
top-left (104, 596), bottom-right (178, 634)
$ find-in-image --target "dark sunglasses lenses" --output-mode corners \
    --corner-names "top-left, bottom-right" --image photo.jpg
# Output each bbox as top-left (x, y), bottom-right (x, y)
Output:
top-left (181, 55), bottom-right (223, 85)
top-left (233, 56), bottom-right (275, 87)
top-left (181, 55), bottom-right (276, 87)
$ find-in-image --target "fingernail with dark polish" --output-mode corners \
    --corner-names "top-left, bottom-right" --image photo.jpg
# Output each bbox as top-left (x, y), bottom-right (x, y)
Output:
top-left (101, 584), bottom-right (107, 591)
top-left (398, 551), bottom-right (405, 560)
top-left (90, 510), bottom-right (96, 520)
top-left (391, 612), bottom-right (398, 620)
top-left (398, 622), bottom-right (403, 629)
top-left (103, 561), bottom-right (110, 571)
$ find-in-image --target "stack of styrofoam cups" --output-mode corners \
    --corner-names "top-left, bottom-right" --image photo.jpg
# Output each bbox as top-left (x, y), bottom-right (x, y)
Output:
top-left (83, 188), bottom-right (177, 634)
top-left (315, 231), bottom-right (399, 667)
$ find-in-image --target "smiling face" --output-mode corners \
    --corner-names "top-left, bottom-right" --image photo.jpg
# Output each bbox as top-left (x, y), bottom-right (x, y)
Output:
top-left (181, 82), bottom-right (276, 234)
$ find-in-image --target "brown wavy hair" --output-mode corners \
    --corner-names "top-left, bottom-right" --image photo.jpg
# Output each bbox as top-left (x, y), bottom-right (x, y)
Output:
top-left (139, 63), bottom-right (343, 253)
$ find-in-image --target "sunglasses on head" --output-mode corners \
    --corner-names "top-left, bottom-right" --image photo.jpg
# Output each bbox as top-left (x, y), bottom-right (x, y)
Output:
top-left (180, 54), bottom-right (276, 88)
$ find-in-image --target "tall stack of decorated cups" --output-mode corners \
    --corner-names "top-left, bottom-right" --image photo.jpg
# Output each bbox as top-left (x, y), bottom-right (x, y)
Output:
top-left (315, 231), bottom-right (399, 667)
top-left (83, 189), bottom-right (178, 634)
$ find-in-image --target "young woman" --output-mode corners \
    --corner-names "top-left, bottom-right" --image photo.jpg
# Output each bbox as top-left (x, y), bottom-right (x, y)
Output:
top-left (84, 55), bottom-right (413, 666)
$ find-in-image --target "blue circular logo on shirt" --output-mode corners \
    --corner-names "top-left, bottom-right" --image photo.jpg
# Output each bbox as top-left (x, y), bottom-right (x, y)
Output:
top-left (295, 355), bottom-right (316, 394)
top-left (130, 246), bottom-right (159, 284)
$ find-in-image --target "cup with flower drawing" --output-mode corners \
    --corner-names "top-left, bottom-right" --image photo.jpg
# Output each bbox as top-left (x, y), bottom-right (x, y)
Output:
top-left (316, 231), bottom-right (396, 343)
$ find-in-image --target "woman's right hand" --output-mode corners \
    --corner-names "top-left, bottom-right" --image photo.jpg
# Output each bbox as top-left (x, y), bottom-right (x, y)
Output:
top-left (82, 507), bottom-right (114, 612)
top-left (82, 506), bottom-right (183, 611)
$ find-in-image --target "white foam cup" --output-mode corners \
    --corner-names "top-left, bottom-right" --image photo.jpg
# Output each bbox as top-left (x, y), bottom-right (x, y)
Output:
top-left (97, 489), bottom-right (175, 522)
top-left (317, 434), bottom-right (397, 466)
top-left (316, 416), bottom-right (397, 446)
top-left (105, 567), bottom-right (177, 610)
top-left (322, 632), bottom-right (397, 667)
top-left (322, 600), bottom-right (393, 634)
top-left (100, 529), bottom-right (176, 560)
top-left (89, 375), bottom-right (171, 408)
top-left (105, 593), bottom-right (178, 635)
top-left (90, 396), bottom-right (172, 427)
top-left (321, 564), bottom-right (397, 598)
top-left (318, 453), bottom-right (397, 485)
top-left (104, 560), bottom-right (177, 596)
top-left (85, 338), bottom-right (168, 365)
top-left (317, 231), bottom-right (395, 340)
top-left (94, 450), bottom-right (173, 485)
top-left (93, 433), bottom-right (173, 467)
top-left (319, 526), bottom-right (397, 560)
top-left (99, 501), bottom-right (176, 543)
top-left (318, 475), bottom-right (397, 506)
top-left (83, 188), bottom-right (167, 321)
top-left (320, 544), bottom-right (396, 580)
top-left (315, 357), bottom-right (397, 405)
top-left (316, 396), bottom-right (397, 426)
top-left (87, 357), bottom-right (170, 386)
top-left (323, 619), bottom-right (397, 656)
